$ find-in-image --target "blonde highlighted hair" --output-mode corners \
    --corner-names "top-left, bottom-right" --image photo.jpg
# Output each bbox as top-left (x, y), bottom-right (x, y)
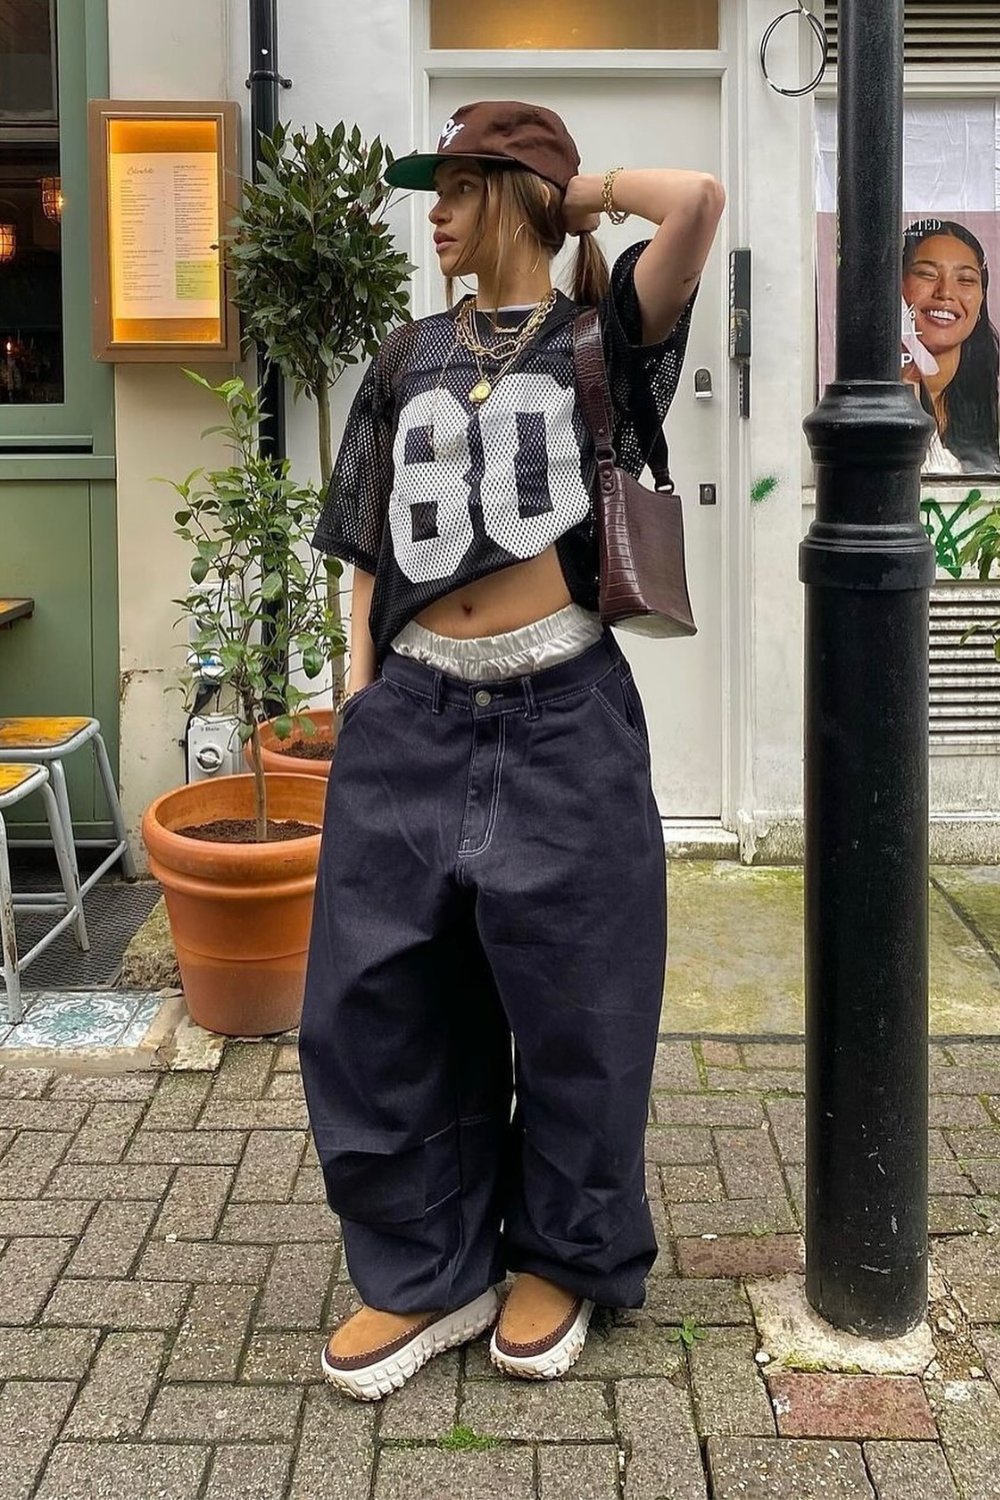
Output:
top-left (444, 164), bottom-right (609, 309)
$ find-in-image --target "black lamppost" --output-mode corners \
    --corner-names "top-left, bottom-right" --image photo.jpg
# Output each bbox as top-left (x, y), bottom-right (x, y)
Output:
top-left (800, 0), bottom-right (935, 1336)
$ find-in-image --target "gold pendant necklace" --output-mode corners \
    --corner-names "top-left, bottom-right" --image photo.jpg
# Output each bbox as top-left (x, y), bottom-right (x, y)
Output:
top-left (456, 290), bottom-right (557, 405)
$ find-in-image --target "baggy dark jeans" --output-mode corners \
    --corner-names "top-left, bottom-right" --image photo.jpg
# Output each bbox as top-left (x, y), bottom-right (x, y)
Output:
top-left (299, 631), bottom-right (666, 1313)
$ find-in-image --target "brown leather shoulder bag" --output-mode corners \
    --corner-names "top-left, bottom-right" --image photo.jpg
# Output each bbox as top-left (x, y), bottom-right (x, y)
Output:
top-left (572, 308), bottom-right (697, 638)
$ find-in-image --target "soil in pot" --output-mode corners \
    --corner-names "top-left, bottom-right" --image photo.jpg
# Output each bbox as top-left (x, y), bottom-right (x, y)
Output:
top-left (256, 708), bottom-right (337, 779)
top-left (270, 736), bottom-right (335, 761)
top-left (175, 818), bottom-right (321, 842)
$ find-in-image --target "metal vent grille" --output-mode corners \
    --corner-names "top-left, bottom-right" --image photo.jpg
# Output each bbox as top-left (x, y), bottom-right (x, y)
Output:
top-left (930, 585), bottom-right (1000, 747)
top-left (825, 3), bottom-right (1000, 66)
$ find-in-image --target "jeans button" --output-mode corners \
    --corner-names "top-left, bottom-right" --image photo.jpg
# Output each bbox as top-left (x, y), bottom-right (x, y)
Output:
top-left (474, 689), bottom-right (492, 707)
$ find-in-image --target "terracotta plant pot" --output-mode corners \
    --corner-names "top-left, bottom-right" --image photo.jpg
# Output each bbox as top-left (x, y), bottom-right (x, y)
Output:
top-left (255, 709), bottom-right (336, 779)
top-left (142, 773), bottom-right (325, 1037)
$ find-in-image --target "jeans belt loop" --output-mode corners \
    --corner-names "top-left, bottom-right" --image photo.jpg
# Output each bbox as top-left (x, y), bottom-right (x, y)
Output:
top-left (521, 675), bottom-right (539, 722)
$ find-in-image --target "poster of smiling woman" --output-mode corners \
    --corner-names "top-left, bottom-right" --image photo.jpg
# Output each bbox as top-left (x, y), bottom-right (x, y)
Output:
top-left (816, 99), bottom-right (1000, 477)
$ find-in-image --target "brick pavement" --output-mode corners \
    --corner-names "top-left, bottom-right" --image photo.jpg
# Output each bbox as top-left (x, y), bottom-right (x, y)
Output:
top-left (0, 1037), bottom-right (996, 1498)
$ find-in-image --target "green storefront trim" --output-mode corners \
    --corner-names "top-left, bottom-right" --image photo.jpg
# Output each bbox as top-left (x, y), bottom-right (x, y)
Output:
top-left (0, 0), bottom-right (119, 841)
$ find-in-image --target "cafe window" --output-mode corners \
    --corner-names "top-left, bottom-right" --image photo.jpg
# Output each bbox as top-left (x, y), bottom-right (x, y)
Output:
top-left (430, 0), bottom-right (719, 51)
top-left (0, 0), bottom-right (63, 406)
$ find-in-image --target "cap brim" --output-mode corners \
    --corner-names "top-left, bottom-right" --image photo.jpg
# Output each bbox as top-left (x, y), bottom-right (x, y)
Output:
top-left (383, 153), bottom-right (449, 191)
top-left (383, 151), bottom-right (521, 191)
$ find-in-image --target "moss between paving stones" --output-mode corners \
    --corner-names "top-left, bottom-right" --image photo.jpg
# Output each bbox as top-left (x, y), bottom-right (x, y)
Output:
top-left (663, 861), bottom-right (1000, 1036)
top-left (119, 898), bottom-right (181, 990)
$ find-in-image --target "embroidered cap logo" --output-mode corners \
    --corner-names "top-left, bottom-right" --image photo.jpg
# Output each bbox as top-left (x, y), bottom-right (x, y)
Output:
top-left (439, 118), bottom-right (465, 149)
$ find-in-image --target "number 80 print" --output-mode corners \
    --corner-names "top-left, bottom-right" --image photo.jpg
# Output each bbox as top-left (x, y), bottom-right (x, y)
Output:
top-left (388, 374), bottom-right (592, 584)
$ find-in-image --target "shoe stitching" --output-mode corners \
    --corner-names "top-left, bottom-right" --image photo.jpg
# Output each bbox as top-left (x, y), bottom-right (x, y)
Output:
top-left (324, 1312), bottom-right (438, 1370)
top-left (494, 1298), bottom-right (583, 1358)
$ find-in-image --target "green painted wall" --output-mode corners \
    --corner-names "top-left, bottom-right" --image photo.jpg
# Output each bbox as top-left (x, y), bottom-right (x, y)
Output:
top-left (0, 0), bottom-right (116, 838)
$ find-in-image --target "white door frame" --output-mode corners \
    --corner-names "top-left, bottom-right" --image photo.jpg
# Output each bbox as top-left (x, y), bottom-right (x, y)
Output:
top-left (410, 0), bottom-right (752, 846)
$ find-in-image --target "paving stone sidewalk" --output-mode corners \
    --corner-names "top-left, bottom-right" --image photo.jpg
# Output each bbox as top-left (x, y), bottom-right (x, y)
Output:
top-left (0, 1035), bottom-right (998, 1498)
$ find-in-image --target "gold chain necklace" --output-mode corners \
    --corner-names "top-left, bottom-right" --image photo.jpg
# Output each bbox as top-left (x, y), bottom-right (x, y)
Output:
top-left (455, 290), bottom-right (557, 404)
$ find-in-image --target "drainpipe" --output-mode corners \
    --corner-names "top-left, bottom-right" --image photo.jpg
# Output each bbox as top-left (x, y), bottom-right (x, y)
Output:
top-left (246, 0), bottom-right (291, 711)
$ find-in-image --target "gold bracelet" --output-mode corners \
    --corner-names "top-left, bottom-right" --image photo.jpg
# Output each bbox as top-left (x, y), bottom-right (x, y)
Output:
top-left (602, 167), bottom-right (629, 225)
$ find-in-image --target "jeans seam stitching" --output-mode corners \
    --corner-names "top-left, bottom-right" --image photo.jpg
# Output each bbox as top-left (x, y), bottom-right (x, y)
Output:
top-left (458, 715), bottom-right (506, 859)
top-left (589, 682), bottom-right (648, 755)
top-left (457, 712), bottom-right (480, 856)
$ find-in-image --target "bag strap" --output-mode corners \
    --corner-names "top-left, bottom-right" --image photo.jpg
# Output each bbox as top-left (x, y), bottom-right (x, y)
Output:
top-left (571, 308), bottom-right (675, 494)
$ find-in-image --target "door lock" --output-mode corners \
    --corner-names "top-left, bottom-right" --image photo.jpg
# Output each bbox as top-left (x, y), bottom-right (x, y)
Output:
top-left (699, 483), bottom-right (718, 506)
top-left (694, 368), bottom-right (713, 400)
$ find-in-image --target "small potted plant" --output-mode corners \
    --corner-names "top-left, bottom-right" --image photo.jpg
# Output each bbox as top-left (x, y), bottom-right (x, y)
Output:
top-left (142, 373), bottom-right (344, 1037)
top-left (227, 120), bottom-right (411, 774)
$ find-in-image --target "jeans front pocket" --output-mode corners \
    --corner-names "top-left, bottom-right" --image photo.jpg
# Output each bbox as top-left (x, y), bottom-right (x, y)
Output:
top-left (590, 665), bottom-right (650, 758)
top-left (340, 676), bottom-right (385, 729)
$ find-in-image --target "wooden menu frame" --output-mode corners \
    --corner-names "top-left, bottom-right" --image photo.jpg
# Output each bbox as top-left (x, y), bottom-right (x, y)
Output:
top-left (89, 100), bottom-right (241, 362)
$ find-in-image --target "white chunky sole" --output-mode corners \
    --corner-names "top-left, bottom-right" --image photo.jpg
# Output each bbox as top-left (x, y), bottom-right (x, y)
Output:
top-left (489, 1297), bottom-right (595, 1381)
top-left (321, 1287), bottom-right (500, 1401)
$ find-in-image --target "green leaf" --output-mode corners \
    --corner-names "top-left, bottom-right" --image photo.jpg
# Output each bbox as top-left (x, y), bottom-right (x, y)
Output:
top-left (260, 571), bottom-right (285, 602)
top-left (302, 646), bottom-right (325, 679)
top-left (272, 715), bottom-right (294, 741)
top-left (190, 557), bottom-right (210, 584)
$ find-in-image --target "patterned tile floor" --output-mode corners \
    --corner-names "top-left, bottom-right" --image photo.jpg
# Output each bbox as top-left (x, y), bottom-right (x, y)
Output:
top-left (0, 991), bottom-right (161, 1051)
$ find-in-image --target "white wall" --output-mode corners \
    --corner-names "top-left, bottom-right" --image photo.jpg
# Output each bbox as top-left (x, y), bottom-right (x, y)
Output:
top-left (111, 0), bottom-right (815, 858)
top-left (111, 0), bottom-right (419, 856)
top-left (737, 0), bottom-right (812, 855)
top-left (263, 0), bottom-right (415, 496)
top-left (109, 1), bottom-right (238, 857)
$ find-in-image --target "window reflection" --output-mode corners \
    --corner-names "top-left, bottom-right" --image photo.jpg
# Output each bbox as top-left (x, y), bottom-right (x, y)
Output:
top-left (0, 0), bottom-right (63, 405)
top-left (0, 0), bottom-right (56, 119)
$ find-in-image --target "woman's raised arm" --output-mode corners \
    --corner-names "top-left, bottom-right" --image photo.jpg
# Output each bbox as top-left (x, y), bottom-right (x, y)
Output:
top-left (564, 168), bottom-right (725, 344)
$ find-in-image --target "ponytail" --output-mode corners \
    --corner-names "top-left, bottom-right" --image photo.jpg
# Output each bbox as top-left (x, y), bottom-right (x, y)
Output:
top-left (573, 230), bottom-right (610, 307)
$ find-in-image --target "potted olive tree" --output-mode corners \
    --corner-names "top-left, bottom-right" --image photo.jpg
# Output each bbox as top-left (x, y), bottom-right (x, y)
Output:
top-left (142, 373), bottom-right (344, 1037)
top-left (227, 121), bottom-right (411, 774)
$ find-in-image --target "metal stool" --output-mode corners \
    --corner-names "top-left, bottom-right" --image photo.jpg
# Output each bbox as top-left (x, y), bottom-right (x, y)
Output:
top-left (0, 717), bottom-right (137, 895)
top-left (0, 765), bottom-right (89, 1024)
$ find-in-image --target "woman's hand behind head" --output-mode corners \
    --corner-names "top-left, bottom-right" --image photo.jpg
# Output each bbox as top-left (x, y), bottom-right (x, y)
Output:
top-left (562, 176), bottom-right (601, 236)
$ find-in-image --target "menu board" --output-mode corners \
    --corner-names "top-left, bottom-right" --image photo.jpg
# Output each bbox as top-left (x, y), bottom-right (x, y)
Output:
top-left (89, 101), bottom-right (240, 361)
top-left (108, 152), bottom-right (220, 322)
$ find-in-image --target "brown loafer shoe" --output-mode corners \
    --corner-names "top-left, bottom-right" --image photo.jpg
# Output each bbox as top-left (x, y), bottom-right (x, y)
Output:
top-left (321, 1288), bottom-right (500, 1401)
top-left (490, 1273), bottom-right (594, 1380)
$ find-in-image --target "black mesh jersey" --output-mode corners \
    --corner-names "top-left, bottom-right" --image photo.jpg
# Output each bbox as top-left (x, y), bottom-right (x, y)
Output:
top-left (313, 240), bottom-right (696, 662)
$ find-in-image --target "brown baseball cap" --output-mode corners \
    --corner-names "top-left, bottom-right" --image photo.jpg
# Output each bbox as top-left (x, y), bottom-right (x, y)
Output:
top-left (384, 100), bottom-right (580, 192)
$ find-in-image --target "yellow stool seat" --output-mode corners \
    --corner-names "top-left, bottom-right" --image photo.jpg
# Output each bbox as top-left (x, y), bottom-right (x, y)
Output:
top-left (0, 765), bottom-right (46, 797)
top-left (0, 716), bottom-right (93, 750)
top-left (0, 714), bottom-right (135, 890)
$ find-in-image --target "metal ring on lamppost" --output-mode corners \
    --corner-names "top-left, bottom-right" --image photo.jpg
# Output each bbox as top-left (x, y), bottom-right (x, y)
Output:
top-left (760, 1), bottom-right (829, 97)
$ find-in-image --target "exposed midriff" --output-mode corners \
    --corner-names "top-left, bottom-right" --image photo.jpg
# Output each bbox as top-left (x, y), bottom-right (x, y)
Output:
top-left (413, 544), bottom-right (572, 639)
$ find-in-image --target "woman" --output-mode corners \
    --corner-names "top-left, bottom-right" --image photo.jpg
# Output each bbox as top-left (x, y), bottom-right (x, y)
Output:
top-left (902, 217), bottom-right (1000, 475)
top-left (300, 100), bottom-right (724, 1401)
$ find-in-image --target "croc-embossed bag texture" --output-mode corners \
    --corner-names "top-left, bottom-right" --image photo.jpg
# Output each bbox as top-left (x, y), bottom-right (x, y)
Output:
top-left (573, 308), bottom-right (697, 638)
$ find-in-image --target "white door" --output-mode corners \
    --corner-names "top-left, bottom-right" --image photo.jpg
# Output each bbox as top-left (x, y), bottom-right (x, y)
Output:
top-left (425, 75), bottom-right (725, 817)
